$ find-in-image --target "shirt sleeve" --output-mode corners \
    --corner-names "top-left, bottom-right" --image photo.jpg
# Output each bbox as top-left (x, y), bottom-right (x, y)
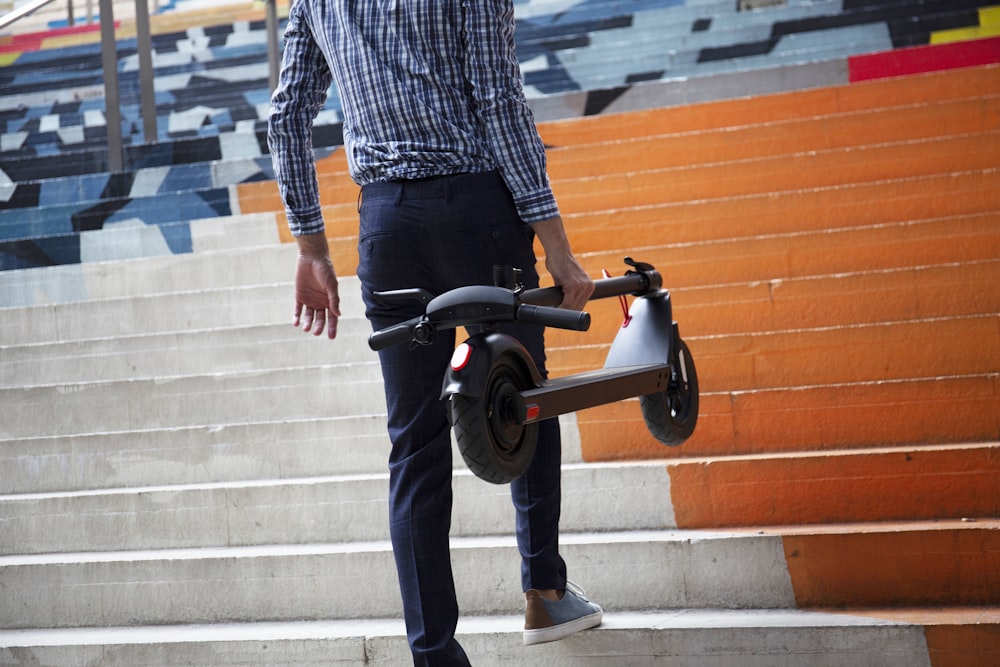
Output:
top-left (267, 7), bottom-right (334, 237)
top-left (460, 0), bottom-right (560, 224)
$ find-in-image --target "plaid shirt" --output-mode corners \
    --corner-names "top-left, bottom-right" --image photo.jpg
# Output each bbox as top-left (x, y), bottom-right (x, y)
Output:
top-left (268, 0), bottom-right (559, 237)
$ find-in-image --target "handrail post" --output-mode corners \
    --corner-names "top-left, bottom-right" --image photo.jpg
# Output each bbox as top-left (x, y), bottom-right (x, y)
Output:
top-left (99, 0), bottom-right (124, 172)
top-left (265, 0), bottom-right (279, 92)
top-left (135, 0), bottom-right (157, 143)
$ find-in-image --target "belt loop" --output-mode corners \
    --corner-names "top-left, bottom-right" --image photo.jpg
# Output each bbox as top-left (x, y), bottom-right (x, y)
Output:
top-left (394, 182), bottom-right (404, 206)
top-left (444, 177), bottom-right (452, 204)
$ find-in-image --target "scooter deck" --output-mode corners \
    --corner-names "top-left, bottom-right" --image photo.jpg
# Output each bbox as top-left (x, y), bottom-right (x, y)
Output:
top-left (512, 363), bottom-right (670, 424)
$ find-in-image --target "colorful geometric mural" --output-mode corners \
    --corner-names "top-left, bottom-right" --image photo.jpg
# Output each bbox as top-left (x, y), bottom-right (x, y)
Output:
top-left (2, 0), bottom-right (999, 273)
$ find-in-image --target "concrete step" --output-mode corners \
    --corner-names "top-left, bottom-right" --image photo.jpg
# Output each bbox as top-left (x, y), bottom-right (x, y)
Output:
top-left (552, 313), bottom-right (1000, 391)
top-left (0, 417), bottom-right (392, 495)
top-left (0, 212), bottom-right (282, 308)
top-left (3, 520), bottom-right (995, 629)
top-left (0, 462), bottom-right (673, 555)
top-left (549, 255), bottom-right (1000, 348)
top-left (665, 442), bottom-right (1000, 528)
top-left (317, 166), bottom-right (1000, 277)
top-left (9, 254), bottom-right (996, 388)
top-left (546, 117), bottom-right (1000, 180)
top-left (0, 363), bottom-right (388, 440)
top-left (0, 529), bottom-right (799, 629)
top-left (233, 104), bottom-right (1000, 215)
top-left (0, 322), bottom-right (374, 388)
top-left (0, 412), bottom-right (584, 495)
top-left (535, 64), bottom-right (1000, 146)
top-left (552, 130), bottom-right (1000, 216)
top-left (0, 608), bottom-right (957, 666)
top-left (0, 275), bottom-right (366, 346)
top-left (771, 519), bottom-right (1000, 609)
top-left (579, 373), bottom-right (1000, 461)
top-left (565, 166), bottom-right (1000, 256)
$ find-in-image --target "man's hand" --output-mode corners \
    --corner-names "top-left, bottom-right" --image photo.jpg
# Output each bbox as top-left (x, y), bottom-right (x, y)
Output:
top-left (531, 215), bottom-right (594, 311)
top-left (294, 232), bottom-right (341, 339)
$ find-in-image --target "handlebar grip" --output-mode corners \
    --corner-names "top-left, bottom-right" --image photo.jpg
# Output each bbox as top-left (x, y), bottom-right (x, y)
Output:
top-left (368, 321), bottom-right (415, 351)
top-left (517, 304), bottom-right (591, 331)
top-left (518, 286), bottom-right (564, 307)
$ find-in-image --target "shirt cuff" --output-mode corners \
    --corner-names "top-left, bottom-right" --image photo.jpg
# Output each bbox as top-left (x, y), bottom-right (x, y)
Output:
top-left (286, 205), bottom-right (325, 237)
top-left (515, 189), bottom-right (560, 224)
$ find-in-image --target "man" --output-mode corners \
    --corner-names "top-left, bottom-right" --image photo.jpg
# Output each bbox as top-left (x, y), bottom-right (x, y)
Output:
top-left (268, 2), bottom-right (599, 664)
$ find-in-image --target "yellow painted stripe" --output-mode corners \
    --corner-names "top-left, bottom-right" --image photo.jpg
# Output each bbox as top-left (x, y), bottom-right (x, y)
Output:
top-left (932, 25), bottom-right (1000, 44)
top-left (980, 6), bottom-right (1000, 26)
top-left (0, 51), bottom-right (19, 66)
top-left (932, 6), bottom-right (1000, 43)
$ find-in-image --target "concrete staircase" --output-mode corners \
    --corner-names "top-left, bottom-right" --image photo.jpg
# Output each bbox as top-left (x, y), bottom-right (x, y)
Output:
top-left (2, 62), bottom-right (998, 664)
top-left (2, 1), bottom-right (999, 665)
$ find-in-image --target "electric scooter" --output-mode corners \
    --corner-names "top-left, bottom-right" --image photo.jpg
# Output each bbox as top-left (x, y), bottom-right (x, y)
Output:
top-left (368, 258), bottom-right (698, 484)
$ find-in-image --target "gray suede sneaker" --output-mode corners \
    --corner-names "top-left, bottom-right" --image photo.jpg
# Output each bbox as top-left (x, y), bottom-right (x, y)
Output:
top-left (523, 581), bottom-right (603, 645)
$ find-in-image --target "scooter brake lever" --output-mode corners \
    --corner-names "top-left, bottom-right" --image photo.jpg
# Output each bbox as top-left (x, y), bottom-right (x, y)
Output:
top-left (373, 287), bottom-right (436, 305)
top-left (623, 257), bottom-right (656, 273)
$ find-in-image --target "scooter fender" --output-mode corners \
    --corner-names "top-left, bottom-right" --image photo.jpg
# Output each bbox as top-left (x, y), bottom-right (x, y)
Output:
top-left (441, 332), bottom-right (543, 400)
top-left (604, 290), bottom-right (676, 368)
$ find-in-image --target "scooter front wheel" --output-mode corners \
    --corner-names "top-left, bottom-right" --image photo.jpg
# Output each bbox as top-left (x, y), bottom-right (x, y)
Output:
top-left (451, 354), bottom-right (539, 484)
top-left (641, 338), bottom-right (698, 446)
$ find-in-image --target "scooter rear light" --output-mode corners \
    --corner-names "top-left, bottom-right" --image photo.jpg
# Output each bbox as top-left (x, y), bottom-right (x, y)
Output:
top-left (450, 343), bottom-right (473, 371)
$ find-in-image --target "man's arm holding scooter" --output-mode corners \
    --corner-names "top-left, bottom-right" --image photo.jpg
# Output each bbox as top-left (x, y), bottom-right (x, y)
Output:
top-left (532, 215), bottom-right (595, 312)
top-left (292, 215), bottom-right (591, 342)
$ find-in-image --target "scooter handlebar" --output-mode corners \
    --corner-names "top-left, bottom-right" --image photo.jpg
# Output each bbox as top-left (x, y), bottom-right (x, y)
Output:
top-left (368, 318), bottom-right (419, 352)
top-left (369, 265), bottom-right (657, 349)
top-left (519, 270), bottom-right (662, 307)
top-left (517, 304), bottom-right (591, 331)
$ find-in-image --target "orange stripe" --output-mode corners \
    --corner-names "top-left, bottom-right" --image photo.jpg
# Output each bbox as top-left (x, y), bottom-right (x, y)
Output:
top-left (536, 65), bottom-right (1000, 147)
top-left (576, 374), bottom-right (1000, 460)
top-left (823, 608), bottom-right (1000, 667)
top-left (780, 521), bottom-right (1000, 608)
top-left (666, 444), bottom-right (1000, 528)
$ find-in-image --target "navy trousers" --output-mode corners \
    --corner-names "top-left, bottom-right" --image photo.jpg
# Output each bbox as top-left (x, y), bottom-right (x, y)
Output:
top-left (357, 171), bottom-right (567, 666)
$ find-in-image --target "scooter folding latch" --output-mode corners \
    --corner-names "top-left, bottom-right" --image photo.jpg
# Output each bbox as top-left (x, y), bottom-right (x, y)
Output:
top-left (492, 265), bottom-right (523, 292)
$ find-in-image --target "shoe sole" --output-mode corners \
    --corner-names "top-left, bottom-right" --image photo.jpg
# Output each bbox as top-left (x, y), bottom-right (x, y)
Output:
top-left (523, 610), bottom-right (603, 646)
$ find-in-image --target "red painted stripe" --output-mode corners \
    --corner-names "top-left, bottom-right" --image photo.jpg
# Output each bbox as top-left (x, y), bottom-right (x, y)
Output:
top-left (0, 22), bottom-right (110, 54)
top-left (849, 36), bottom-right (1000, 82)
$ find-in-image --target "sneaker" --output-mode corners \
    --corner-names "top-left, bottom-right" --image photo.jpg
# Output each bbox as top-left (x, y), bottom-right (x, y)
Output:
top-left (523, 581), bottom-right (603, 646)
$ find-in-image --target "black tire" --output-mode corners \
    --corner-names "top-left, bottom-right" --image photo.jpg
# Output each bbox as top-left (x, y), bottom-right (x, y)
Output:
top-left (451, 354), bottom-right (538, 484)
top-left (640, 338), bottom-right (698, 446)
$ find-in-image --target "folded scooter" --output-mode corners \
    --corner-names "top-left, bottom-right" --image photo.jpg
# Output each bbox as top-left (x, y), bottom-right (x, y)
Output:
top-left (368, 258), bottom-right (698, 484)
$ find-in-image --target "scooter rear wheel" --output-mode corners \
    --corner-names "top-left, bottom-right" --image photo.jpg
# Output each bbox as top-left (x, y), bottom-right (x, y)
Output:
top-left (641, 338), bottom-right (698, 446)
top-left (451, 354), bottom-right (538, 484)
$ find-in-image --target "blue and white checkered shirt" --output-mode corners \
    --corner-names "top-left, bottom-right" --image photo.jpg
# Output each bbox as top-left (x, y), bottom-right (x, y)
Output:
top-left (268, 0), bottom-right (559, 237)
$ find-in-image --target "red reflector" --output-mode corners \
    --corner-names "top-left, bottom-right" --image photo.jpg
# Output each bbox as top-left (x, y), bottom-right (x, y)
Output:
top-left (525, 404), bottom-right (541, 421)
top-left (450, 343), bottom-right (473, 371)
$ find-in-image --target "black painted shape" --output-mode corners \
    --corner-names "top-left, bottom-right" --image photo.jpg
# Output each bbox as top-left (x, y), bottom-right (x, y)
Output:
top-left (698, 38), bottom-right (779, 62)
top-left (584, 86), bottom-right (630, 116)
top-left (626, 71), bottom-right (666, 83)
top-left (771, 0), bottom-right (995, 48)
top-left (693, 18), bottom-right (712, 32)
top-left (69, 171), bottom-right (135, 233)
top-left (699, 0), bottom-right (996, 62)
top-left (0, 182), bottom-right (41, 211)
top-left (0, 235), bottom-right (80, 270)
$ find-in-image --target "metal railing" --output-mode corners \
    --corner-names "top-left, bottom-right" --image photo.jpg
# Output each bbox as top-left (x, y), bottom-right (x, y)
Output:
top-left (0, 0), bottom-right (65, 31)
top-left (1, 0), bottom-right (281, 172)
